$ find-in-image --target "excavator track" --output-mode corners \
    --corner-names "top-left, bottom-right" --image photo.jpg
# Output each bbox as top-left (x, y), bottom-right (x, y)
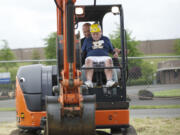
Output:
top-left (45, 95), bottom-right (96, 135)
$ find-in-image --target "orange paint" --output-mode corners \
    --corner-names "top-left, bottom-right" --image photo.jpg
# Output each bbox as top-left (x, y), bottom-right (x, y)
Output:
top-left (95, 110), bottom-right (129, 126)
top-left (16, 77), bottom-right (129, 128)
top-left (16, 79), bottom-right (46, 128)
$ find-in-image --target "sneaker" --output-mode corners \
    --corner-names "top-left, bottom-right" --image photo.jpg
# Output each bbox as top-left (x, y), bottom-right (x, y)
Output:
top-left (106, 80), bottom-right (116, 87)
top-left (84, 81), bottom-right (93, 88)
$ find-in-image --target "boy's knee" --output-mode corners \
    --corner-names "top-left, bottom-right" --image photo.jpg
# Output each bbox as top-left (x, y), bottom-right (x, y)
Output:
top-left (105, 58), bottom-right (113, 66)
top-left (85, 58), bottom-right (93, 66)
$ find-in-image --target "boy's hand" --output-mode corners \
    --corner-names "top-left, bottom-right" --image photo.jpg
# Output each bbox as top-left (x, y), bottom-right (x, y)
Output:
top-left (113, 52), bottom-right (119, 58)
top-left (113, 48), bottom-right (121, 58)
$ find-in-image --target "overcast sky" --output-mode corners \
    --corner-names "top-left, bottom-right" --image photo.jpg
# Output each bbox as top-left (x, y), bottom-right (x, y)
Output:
top-left (0, 0), bottom-right (180, 49)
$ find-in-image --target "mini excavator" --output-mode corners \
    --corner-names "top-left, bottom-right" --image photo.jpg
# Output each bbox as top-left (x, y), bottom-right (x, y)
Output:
top-left (15, 0), bottom-right (137, 135)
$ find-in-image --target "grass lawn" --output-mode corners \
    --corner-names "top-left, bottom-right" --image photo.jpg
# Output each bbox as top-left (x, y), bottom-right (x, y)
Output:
top-left (1, 104), bottom-right (180, 112)
top-left (144, 53), bottom-right (179, 56)
top-left (0, 108), bottom-right (16, 111)
top-left (153, 89), bottom-right (180, 97)
top-left (131, 117), bottom-right (180, 135)
top-left (130, 105), bottom-right (180, 109)
top-left (1, 118), bottom-right (180, 135)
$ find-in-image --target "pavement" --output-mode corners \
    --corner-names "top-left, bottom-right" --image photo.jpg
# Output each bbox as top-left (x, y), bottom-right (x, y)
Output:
top-left (130, 97), bottom-right (180, 106)
top-left (130, 108), bottom-right (180, 118)
top-left (0, 99), bottom-right (15, 108)
top-left (0, 111), bottom-right (16, 122)
top-left (127, 84), bottom-right (180, 106)
top-left (127, 84), bottom-right (180, 95)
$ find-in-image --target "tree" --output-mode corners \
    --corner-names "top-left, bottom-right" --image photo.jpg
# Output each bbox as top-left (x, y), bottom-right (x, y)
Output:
top-left (0, 40), bottom-right (15, 71)
top-left (110, 26), bottom-right (154, 85)
top-left (109, 27), bottom-right (142, 68)
top-left (44, 32), bottom-right (57, 59)
top-left (32, 49), bottom-right (41, 64)
top-left (174, 39), bottom-right (180, 55)
top-left (110, 28), bottom-right (142, 56)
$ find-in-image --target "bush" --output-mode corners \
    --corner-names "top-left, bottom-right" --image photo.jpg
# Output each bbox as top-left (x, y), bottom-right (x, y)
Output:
top-left (127, 61), bottom-right (155, 86)
top-left (128, 66), bottom-right (142, 79)
top-left (174, 39), bottom-right (180, 55)
top-left (0, 40), bottom-right (16, 71)
top-left (109, 26), bottom-right (155, 86)
top-left (127, 77), bottom-right (153, 86)
top-left (138, 89), bottom-right (154, 100)
top-left (141, 62), bottom-right (155, 81)
top-left (44, 32), bottom-right (57, 59)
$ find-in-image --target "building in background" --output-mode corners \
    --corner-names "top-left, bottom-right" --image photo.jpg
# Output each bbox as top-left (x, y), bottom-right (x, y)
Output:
top-left (137, 39), bottom-right (176, 55)
top-left (157, 60), bottom-right (180, 84)
top-left (12, 47), bottom-right (45, 60)
top-left (11, 38), bottom-right (178, 60)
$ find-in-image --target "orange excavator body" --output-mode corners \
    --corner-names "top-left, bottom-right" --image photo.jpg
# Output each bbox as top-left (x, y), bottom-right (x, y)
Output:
top-left (16, 0), bottom-right (131, 134)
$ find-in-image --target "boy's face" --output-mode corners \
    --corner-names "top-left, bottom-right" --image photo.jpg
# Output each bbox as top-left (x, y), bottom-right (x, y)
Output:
top-left (91, 32), bottom-right (102, 41)
top-left (83, 25), bottom-right (90, 38)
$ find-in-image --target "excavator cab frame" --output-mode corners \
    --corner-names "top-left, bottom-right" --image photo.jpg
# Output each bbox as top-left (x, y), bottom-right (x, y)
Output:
top-left (75, 4), bottom-right (128, 100)
top-left (74, 4), bottom-right (131, 130)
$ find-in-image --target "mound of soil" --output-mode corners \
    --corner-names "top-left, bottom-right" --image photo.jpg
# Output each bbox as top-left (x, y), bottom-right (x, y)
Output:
top-left (138, 90), bottom-right (154, 100)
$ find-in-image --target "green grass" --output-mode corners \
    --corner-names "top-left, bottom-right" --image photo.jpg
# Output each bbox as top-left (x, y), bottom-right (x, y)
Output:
top-left (153, 89), bottom-right (180, 97)
top-left (131, 117), bottom-right (180, 135)
top-left (1, 105), bottom-right (180, 112)
top-left (144, 53), bottom-right (178, 56)
top-left (130, 105), bottom-right (180, 109)
top-left (0, 108), bottom-right (16, 111)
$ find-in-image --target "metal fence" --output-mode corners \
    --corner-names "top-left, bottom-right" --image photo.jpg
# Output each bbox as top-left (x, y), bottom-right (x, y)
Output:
top-left (127, 56), bottom-right (180, 86)
top-left (0, 56), bottom-right (180, 95)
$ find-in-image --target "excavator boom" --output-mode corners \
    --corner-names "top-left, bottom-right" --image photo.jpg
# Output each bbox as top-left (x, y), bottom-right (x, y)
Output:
top-left (45, 0), bottom-right (96, 135)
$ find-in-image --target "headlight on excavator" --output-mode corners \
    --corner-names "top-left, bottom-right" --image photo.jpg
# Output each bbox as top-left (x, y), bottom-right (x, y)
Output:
top-left (111, 6), bottom-right (120, 14)
top-left (75, 7), bottom-right (84, 15)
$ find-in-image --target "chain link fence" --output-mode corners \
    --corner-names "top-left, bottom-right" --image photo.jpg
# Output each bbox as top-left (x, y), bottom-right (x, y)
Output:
top-left (0, 56), bottom-right (180, 97)
top-left (127, 56), bottom-right (180, 87)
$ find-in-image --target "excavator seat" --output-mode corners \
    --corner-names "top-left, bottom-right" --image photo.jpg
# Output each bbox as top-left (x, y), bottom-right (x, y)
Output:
top-left (81, 58), bottom-right (121, 87)
top-left (92, 62), bottom-right (107, 86)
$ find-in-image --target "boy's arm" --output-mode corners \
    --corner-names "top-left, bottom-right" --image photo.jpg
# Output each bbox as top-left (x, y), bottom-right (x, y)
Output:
top-left (81, 38), bottom-right (87, 52)
top-left (106, 37), bottom-right (120, 58)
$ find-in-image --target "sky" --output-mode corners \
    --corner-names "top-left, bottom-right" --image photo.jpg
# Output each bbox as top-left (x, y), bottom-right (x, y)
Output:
top-left (0, 0), bottom-right (180, 49)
